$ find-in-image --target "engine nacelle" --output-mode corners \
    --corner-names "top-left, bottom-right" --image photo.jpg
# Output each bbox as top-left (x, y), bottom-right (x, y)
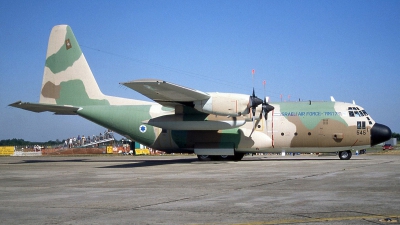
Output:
top-left (193, 93), bottom-right (250, 116)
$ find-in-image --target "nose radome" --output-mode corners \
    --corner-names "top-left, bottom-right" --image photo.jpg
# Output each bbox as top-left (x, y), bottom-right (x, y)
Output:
top-left (370, 123), bottom-right (392, 146)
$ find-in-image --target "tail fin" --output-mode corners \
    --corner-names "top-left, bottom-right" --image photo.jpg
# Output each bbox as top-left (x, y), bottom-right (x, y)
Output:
top-left (39, 25), bottom-right (108, 106)
top-left (10, 25), bottom-right (150, 114)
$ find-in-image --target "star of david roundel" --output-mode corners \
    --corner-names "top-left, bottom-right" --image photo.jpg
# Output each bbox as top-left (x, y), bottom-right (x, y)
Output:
top-left (139, 125), bottom-right (147, 133)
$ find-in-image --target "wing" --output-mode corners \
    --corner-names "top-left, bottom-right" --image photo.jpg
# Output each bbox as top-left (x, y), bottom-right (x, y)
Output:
top-left (9, 101), bottom-right (79, 115)
top-left (121, 79), bottom-right (210, 107)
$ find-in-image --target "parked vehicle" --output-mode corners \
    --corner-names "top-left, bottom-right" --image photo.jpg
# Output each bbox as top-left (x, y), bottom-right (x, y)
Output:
top-left (382, 144), bottom-right (393, 150)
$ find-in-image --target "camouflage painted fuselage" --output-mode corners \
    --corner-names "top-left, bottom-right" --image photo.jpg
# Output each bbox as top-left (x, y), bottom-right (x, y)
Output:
top-left (76, 100), bottom-right (373, 154)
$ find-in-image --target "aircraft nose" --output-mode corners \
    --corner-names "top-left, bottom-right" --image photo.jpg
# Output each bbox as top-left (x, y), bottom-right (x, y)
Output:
top-left (370, 123), bottom-right (392, 146)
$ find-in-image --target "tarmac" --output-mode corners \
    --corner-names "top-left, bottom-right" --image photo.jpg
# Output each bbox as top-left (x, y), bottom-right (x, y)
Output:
top-left (0, 154), bottom-right (399, 225)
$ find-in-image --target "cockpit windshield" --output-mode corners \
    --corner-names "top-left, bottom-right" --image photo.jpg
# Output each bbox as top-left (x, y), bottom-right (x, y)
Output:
top-left (348, 107), bottom-right (368, 117)
top-left (347, 107), bottom-right (372, 125)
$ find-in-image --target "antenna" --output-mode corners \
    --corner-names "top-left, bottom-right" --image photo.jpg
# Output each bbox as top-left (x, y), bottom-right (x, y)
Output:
top-left (263, 80), bottom-right (266, 98)
top-left (252, 69), bottom-right (255, 88)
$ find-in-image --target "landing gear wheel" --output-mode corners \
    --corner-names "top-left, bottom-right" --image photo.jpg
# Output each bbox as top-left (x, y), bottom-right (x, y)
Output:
top-left (338, 150), bottom-right (352, 160)
top-left (197, 155), bottom-right (211, 161)
top-left (219, 155), bottom-right (230, 161)
top-left (217, 153), bottom-right (245, 161)
top-left (231, 153), bottom-right (245, 161)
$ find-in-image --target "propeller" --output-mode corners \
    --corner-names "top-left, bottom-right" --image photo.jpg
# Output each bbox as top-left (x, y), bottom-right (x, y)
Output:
top-left (250, 81), bottom-right (275, 137)
top-left (249, 97), bottom-right (274, 136)
top-left (249, 88), bottom-right (263, 126)
top-left (248, 71), bottom-right (274, 136)
top-left (249, 69), bottom-right (262, 121)
top-left (260, 97), bottom-right (274, 121)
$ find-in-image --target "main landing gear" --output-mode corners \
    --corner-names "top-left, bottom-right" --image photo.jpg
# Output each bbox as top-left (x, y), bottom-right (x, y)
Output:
top-left (197, 153), bottom-right (245, 161)
top-left (338, 150), bottom-right (352, 160)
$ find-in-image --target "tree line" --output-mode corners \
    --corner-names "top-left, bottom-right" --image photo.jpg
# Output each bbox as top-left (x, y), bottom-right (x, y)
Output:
top-left (0, 138), bottom-right (63, 146)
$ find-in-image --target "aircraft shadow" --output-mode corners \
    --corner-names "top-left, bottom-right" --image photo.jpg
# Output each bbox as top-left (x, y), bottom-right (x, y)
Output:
top-left (8, 159), bottom-right (90, 164)
top-left (8, 158), bottom-right (199, 168)
top-left (98, 158), bottom-right (199, 168)
top-left (242, 157), bottom-right (369, 162)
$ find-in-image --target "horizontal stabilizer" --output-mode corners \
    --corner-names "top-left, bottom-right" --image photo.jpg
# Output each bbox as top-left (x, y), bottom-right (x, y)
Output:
top-left (9, 101), bottom-right (79, 115)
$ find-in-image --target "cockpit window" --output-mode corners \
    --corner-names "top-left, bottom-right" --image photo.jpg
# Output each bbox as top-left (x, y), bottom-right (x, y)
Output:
top-left (348, 107), bottom-right (368, 117)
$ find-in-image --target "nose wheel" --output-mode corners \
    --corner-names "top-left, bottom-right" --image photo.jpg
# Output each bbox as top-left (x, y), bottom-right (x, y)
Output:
top-left (338, 150), bottom-right (352, 160)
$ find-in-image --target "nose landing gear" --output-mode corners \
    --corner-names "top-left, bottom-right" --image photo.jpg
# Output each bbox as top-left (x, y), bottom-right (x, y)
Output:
top-left (338, 150), bottom-right (352, 160)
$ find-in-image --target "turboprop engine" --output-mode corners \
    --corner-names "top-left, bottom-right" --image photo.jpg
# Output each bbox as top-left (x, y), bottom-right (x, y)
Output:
top-left (193, 92), bottom-right (263, 117)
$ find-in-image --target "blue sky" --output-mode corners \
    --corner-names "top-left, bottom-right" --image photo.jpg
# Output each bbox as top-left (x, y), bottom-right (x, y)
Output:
top-left (1, 0), bottom-right (399, 141)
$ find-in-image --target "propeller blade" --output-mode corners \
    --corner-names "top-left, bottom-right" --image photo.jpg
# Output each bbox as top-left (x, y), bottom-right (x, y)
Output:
top-left (261, 109), bottom-right (266, 121)
top-left (248, 88), bottom-right (263, 124)
top-left (249, 119), bottom-right (261, 137)
top-left (262, 103), bottom-right (274, 120)
top-left (252, 108), bottom-right (255, 128)
top-left (247, 87), bottom-right (265, 137)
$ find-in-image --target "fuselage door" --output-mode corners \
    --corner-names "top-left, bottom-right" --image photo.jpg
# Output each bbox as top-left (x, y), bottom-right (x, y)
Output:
top-left (318, 119), bottom-right (328, 147)
top-left (155, 128), bottom-right (173, 149)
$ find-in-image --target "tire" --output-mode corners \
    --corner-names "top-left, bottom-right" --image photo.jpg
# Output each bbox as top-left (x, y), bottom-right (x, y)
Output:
top-left (197, 155), bottom-right (211, 161)
top-left (231, 152), bottom-right (245, 161)
top-left (218, 154), bottom-right (244, 161)
top-left (338, 150), bottom-right (352, 160)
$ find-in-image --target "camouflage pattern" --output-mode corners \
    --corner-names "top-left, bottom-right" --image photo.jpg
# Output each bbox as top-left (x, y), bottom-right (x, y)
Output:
top-left (9, 25), bottom-right (392, 160)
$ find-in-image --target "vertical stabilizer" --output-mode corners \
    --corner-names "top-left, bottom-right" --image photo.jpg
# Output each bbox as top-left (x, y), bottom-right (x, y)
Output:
top-left (39, 25), bottom-right (108, 106)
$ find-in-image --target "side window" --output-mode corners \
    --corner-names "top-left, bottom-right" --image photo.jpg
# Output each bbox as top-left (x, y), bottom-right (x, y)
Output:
top-left (357, 121), bottom-right (366, 129)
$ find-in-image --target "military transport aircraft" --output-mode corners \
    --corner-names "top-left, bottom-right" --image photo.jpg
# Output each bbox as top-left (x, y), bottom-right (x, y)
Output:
top-left (9, 25), bottom-right (392, 161)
